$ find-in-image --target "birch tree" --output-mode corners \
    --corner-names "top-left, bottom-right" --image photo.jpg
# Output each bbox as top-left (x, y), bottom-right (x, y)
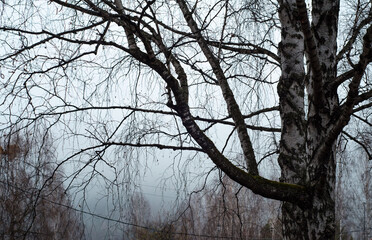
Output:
top-left (0, 0), bottom-right (371, 239)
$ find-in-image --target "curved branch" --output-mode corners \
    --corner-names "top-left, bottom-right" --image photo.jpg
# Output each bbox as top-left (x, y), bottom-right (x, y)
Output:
top-left (91, 0), bottom-right (310, 205)
top-left (177, 0), bottom-right (258, 175)
top-left (175, 102), bottom-right (309, 205)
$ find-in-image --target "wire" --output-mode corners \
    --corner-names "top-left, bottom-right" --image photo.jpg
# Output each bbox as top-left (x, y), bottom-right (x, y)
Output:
top-left (0, 179), bottom-right (245, 239)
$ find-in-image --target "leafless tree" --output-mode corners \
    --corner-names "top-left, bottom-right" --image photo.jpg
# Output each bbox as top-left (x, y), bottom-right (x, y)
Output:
top-left (0, 0), bottom-right (371, 239)
top-left (174, 173), bottom-right (281, 239)
top-left (0, 132), bottom-right (84, 239)
top-left (126, 175), bottom-right (280, 240)
top-left (335, 128), bottom-right (372, 239)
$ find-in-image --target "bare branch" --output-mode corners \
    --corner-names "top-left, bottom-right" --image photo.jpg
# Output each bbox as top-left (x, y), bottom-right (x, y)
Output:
top-left (177, 0), bottom-right (258, 175)
top-left (342, 131), bottom-right (372, 160)
top-left (353, 102), bottom-right (372, 113)
top-left (336, 8), bottom-right (372, 62)
top-left (207, 40), bottom-right (280, 64)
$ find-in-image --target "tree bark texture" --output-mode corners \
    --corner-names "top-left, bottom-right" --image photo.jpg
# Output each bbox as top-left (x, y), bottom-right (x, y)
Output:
top-left (278, 0), bottom-right (341, 238)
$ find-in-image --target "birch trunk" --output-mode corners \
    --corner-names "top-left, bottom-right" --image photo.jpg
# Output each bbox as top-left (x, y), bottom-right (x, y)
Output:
top-left (278, 0), bottom-right (340, 238)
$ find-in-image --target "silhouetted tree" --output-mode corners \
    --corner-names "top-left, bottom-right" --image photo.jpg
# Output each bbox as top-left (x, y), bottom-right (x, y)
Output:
top-left (0, 0), bottom-right (371, 238)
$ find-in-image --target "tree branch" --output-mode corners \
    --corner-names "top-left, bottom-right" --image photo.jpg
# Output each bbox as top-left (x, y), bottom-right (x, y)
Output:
top-left (342, 131), bottom-right (372, 160)
top-left (331, 69), bottom-right (356, 90)
top-left (207, 40), bottom-right (280, 64)
top-left (354, 89), bottom-right (372, 106)
top-left (353, 102), bottom-right (372, 113)
top-left (336, 10), bottom-right (372, 62)
top-left (177, 0), bottom-right (258, 175)
top-left (107, 142), bottom-right (205, 152)
top-left (296, 0), bottom-right (324, 108)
